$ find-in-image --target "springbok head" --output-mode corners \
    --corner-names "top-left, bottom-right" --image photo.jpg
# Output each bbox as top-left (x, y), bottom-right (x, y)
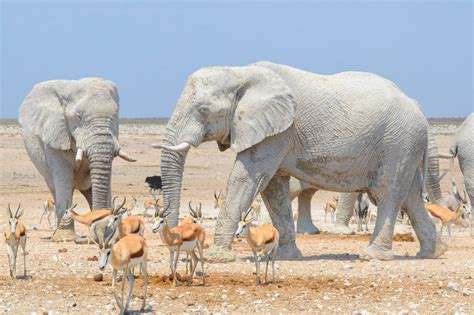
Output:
top-left (152, 203), bottom-right (171, 233)
top-left (188, 201), bottom-right (203, 224)
top-left (7, 203), bottom-right (23, 235)
top-left (213, 190), bottom-right (224, 209)
top-left (235, 207), bottom-right (255, 238)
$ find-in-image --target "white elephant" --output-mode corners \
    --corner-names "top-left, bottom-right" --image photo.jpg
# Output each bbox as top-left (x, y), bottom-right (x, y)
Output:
top-left (440, 113), bottom-right (474, 236)
top-left (155, 61), bottom-right (446, 262)
top-left (18, 78), bottom-right (136, 241)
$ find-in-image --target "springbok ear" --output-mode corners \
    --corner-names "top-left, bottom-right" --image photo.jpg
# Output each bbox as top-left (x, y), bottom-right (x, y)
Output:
top-left (230, 66), bottom-right (296, 153)
top-left (18, 83), bottom-right (72, 150)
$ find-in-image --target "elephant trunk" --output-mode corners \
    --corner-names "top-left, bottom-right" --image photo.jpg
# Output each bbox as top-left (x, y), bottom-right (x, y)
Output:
top-left (425, 131), bottom-right (445, 206)
top-left (160, 147), bottom-right (187, 227)
top-left (159, 113), bottom-right (192, 228)
top-left (89, 141), bottom-right (114, 210)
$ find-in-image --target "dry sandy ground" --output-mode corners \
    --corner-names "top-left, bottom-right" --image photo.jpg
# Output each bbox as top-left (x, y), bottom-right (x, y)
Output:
top-left (0, 120), bottom-right (473, 314)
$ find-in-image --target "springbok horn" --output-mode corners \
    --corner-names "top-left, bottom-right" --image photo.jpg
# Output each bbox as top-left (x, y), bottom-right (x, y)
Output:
top-left (114, 197), bottom-right (127, 213)
top-left (118, 149), bottom-right (137, 162)
top-left (152, 142), bottom-right (191, 153)
top-left (188, 201), bottom-right (197, 218)
top-left (161, 203), bottom-right (171, 218)
top-left (243, 207), bottom-right (252, 221)
top-left (14, 203), bottom-right (21, 218)
top-left (111, 196), bottom-right (118, 210)
top-left (7, 203), bottom-right (12, 218)
top-left (75, 148), bottom-right (83, 169)
top-left (214, 190), bottom-right (217, 199)
top-left (463, 190), bottom-right (468, 203)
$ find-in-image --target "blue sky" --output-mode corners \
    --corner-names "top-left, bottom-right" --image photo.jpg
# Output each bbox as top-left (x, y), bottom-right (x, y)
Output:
top-left (1, 0), bottom-right (472, 118)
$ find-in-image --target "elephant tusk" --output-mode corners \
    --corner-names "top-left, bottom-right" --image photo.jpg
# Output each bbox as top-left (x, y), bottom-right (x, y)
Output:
top-left (438, 153), bottom-right (454, 159)
top-left (152, 142), bottom-right (191, 153)
top-left (75, 148), bottom-right (83, 169)
top-left (118, 149), bottom-right (137, 162)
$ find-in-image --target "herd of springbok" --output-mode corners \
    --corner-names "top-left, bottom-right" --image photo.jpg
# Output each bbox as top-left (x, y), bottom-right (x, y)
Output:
top-left (3, 183), bottom-right (471, 313)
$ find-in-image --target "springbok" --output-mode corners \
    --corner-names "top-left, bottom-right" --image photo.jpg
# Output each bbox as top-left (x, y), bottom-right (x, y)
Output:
top-left (235, 208), bottom-right (279, 285)
top-left (40, 199), bottom-right (55, 228)
top-left (67, 197), bottom-right (127, 243)
top-left (425, 203), bottom-right (470, 237)
top-left (104, 208), bottom-right (145, 242)
top-left (214, 190), bottom-right (262, 218)
top-left (99, 232), bottom-right (148, 314)
top-left (182, 201), bottom-right (203, 225)
top-left (4, 203), bottom-right (27, 278)
top-left (143, 195), bottom-right (163, 220)
top-left (355, 193), bottom-right (370, 232)
top-left (323, 196), bottom-right (338, 223)
top-left (152, 206), bottom-right (205, 287)
top-left (182, 201), bottom-right (206, 273)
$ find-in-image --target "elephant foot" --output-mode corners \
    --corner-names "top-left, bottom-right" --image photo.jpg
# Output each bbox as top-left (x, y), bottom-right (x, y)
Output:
top-left (296, 222), bottom-right (320, 235)
top-left (417, 238), bottom-right (447, 259)
top-left (203, 245), bottom-right (236, 263)
top-left (276, 244), bottom-right (302, 260)
top-left (331, 224), bottom-right (355, 235)
top-left (51, 228), bottom-right (76, 242)
top-left (360, 244), bottom-right (394, 261)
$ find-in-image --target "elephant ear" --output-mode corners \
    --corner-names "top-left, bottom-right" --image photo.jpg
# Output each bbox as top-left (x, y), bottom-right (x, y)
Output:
top-left (230, 67), bottom-right (296, 153)
top-left (18, 84), bottom-right (71, 150)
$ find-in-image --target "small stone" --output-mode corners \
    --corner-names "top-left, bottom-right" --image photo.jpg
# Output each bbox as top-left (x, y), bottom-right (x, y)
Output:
top-left (87, 256), bottom-right (98, 261)
top-left (72, 302), bottom-right (77, 307)
top-left (447, 282), bottom-right (459, 291)
top-left (93, 274), bottom-right (103, 282)
top-left (105, 304), bottom-right (114, 311)
top-left (58, 248), bottom-right (67, 253)
top-left (462, 288), bottom-right (474, 296)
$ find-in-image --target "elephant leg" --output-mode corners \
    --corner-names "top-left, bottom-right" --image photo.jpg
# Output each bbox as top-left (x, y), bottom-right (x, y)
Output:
top-left (362, 165), bottom-right (416, 260)
top-left (458, 161), bottom-right (474, 236)
top-left (296, 188), bottom-right (319, 234)
top-left (45, 146), bottom-right (75, 242)
top-left (401, 170), bottom-right (447, 258)
top-left (208, 135), bottom-right (289, 262)
top-left (360, 195), bottom-right (400, 260)
top-left (333, 192), bottom-right (356, 235)
top-left (261, 175), bottom-right (302, 260)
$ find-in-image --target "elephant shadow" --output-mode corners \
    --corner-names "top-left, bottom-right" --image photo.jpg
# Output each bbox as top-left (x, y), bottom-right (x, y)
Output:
top-left (299, 254), bottom-right (441, 261)
top-left (240, 253), bottom-right (440, 262)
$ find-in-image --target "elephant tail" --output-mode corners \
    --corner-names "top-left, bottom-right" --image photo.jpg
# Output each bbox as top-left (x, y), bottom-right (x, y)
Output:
top-left (422, 143), bottom-right (428, 194)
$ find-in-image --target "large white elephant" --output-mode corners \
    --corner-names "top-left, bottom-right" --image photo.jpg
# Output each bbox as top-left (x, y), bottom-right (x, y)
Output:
top-left (19, 78), bottom-right (136, 241)
top-left (155, 61), bottom-right (446, 262)
top-left (440, 113), bottom-right (474, 236)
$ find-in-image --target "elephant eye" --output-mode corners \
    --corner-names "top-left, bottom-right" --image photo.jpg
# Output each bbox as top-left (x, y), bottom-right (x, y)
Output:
top-left (198, 105), bottom-right (210, 115)
top-left (75, 113), bottom-right (82, 121)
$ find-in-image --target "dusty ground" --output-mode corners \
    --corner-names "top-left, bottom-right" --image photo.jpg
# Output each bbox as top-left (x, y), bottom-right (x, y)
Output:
top-left (0, 120), bottom-right (473, 314)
